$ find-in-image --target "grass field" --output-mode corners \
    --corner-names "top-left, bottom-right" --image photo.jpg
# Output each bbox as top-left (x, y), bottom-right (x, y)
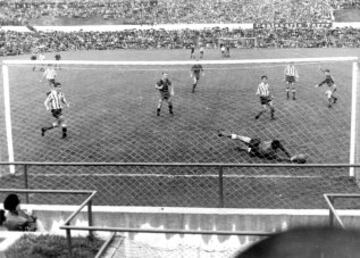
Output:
top-left (0, 48), bottom-right (359, 208)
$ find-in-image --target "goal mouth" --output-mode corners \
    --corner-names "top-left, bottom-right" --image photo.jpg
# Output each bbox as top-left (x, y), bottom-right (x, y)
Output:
top-left (1, 56), bottom-right (359, 177)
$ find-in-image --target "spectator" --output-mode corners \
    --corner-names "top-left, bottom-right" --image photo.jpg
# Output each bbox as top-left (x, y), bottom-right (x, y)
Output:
top-left (2, 194), bottom-right (37, 231)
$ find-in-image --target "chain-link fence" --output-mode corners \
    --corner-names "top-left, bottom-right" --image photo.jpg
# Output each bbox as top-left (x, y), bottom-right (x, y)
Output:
top-left (0, 162), bottom-right (359, 209)
top-left (1, 51), bottom-right (359, 210)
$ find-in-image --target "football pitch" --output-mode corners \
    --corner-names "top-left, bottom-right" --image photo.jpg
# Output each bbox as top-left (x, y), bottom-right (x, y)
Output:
top-left (0, 48), bottom-right (359, 208)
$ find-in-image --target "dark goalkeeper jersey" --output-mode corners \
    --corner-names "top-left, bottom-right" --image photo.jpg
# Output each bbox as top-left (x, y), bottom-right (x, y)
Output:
top-left (157, 79), bottom-right (172, 92)
top-left (191, 64), bottom-right (203, 75)
top-left (319, 75), bottom-right (335, 87)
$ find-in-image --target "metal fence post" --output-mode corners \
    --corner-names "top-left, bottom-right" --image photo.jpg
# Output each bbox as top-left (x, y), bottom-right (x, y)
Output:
top-left (88, 200), bottom-right (94, 239)
top-left (329, 197), bottom-right (334, 227)
top-left (218, 167), bottom-right (224, 208)
top-left (66, 225), bottom-right (72, 258)
top-left (24, 164), bottom-right (29, 204)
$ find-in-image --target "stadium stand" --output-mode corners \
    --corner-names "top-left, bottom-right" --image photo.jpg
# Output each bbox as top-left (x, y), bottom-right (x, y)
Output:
top-left (1, 26), bottom-right (360, 56)
top-left (0, 0), bottom-right (350, 26)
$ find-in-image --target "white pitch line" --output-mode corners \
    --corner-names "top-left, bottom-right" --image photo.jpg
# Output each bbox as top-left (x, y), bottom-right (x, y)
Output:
top-left (29, 173), bottom-right (326, 178)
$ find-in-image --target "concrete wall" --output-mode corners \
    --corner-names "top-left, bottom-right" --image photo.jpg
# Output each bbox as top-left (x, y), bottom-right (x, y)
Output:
top-left (25, 205), bottom-right (360, 236)
top-left (2, 205), bottom-right (360, 256)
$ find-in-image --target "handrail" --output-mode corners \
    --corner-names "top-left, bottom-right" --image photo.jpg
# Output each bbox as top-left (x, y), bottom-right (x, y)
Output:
top-left (1, 161), bottom-right (360, 167)
top-left (323, 193), bottom-right (360, 229)
top-left (323, 194), bottom-right (345, 229)
top-left (63, 191), bottom-right (97, 225)
top-left (59, 225), bottom-right (274, 236)
top-left (0, 188), bottom-right (94, 194)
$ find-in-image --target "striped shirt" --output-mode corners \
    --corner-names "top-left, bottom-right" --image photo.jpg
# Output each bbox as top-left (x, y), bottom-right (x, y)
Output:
top-left (43, 68), bottom-right (57, 80)
top-left (256, 82), bottom-right (270, 97)
top-left (44, 90), bottom-right (67, 110)
top-left (284, 65), bottom-right (298, 77)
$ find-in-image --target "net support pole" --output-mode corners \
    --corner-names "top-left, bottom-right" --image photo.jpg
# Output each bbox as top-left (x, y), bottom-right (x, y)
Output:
top-left (2, 64), bottom-right (15, 174)
top-left (349, 61), bottom-right (358, 177)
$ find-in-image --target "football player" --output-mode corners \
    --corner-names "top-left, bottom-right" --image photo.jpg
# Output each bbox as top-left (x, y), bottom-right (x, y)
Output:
top-left (218, 130), bottom-right (306, 163)
top-left (314, 68), bottom-right (338, 108)
top-left (255, 75), bottom-right (275, 120)
top-left (155, 72), bottom-right (174, 116)
top-left (190, 61), bottom-right (204, 93)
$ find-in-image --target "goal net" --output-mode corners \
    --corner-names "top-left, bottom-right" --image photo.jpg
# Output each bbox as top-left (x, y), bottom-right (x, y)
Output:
top-left (0, 57), bottom-right (359, 208)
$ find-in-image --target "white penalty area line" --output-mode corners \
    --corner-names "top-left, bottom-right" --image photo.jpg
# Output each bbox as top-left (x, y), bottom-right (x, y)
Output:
top-left (29, 173), bottom-right (325, 179)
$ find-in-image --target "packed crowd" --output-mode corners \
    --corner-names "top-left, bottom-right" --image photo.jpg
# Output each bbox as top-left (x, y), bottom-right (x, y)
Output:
top-left (1, 26), bottom-right (360, 56)
top-left (1, 0), bottom-right (354, 26)
top-left (331, 0), bottom-right (360, 9)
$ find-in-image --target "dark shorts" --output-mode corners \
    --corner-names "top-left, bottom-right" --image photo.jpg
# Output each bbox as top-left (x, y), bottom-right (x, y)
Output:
top-left (51, 109), bottom-right (63, 119)
top-left (260, 96), bottom-right (272, 105)
top-left (248, 138), bottom-right (261, 156)
top-left (286, 75), bottom-right (295, 83)
top-left (160, 91), bottom-right (170, 100)
top-left (30, 55), bottom-right (37, 60)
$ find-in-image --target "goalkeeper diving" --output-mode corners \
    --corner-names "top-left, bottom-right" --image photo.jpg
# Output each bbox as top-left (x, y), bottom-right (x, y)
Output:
top-left (218, 130), bottom-right (306, 163)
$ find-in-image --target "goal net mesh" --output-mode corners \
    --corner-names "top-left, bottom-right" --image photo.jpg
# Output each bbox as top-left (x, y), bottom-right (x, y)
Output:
top-left (0, 59), bottom-right (359, 209)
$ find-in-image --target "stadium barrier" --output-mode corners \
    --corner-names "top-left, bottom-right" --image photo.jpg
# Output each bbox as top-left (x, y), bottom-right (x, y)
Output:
top-left (324, 193), bottom-right (360, 228)
top-left (58, 189), bottom-right (273, 258)
top-left (0, 188), bottom-right (273, 258)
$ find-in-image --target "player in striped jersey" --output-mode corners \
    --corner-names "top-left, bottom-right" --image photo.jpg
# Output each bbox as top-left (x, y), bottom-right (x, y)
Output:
top-left (314, 68), bottom-right (338, 108)
top-left (284, 63), bottom-right (299, 100)
top-left (155, 72), bottom-right (174, 116)
top-left (190, 62), bottom-right (204, 93)
top-left (41, 82), bottom-right (69, 138)
top-left (199, 46), bottom-right (205, 59)
top-left (40, 64), bottom-right (57, 87)
top-left (218, 130), bottom-right (293, 162)
top-left (255, 75), bottom-right (275, 120)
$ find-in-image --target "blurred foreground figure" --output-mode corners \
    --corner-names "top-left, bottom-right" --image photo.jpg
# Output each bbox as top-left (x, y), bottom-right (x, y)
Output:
top-left (236, 226), bottom-right (360, 258)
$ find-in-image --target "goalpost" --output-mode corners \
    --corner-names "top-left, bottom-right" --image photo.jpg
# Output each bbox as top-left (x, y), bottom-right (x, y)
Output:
top-left (1, 56), bottom-right (359, 177)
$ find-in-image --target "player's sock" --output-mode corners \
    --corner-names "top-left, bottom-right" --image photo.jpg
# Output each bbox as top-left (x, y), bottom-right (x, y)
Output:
top-left (328, 99), bottom-right (332, 108)
top-left (192, 84), bottom-right (196, 93)
top-left (157, 108), bottom-right (160, 116)
top-left (333, 96), bottom-right (338, 104)
top-left (41, 126), bottom-right (54, 136)
top-left (270, 108), bottom-right (275, 119)
top-left (169, 104), bottom-right (173, 115)
top-left (217, 130), bottom-right (223, 137)
top-left (286, 91), bottom-right (290, 100)
top-left (292, 92), bottom-right (296, 100)
top-left (62, 127), bottom-right (67, 139)
top-left (255, 111), bottom-right (264, 119)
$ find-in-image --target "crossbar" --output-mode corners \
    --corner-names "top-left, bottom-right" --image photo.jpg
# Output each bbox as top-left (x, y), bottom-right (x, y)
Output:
top-left (2, 56), bottom-right (358, 66)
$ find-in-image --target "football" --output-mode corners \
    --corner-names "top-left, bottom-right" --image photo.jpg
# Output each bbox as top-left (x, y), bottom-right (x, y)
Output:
top-left (291, 154), bottom-right (307, 164)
